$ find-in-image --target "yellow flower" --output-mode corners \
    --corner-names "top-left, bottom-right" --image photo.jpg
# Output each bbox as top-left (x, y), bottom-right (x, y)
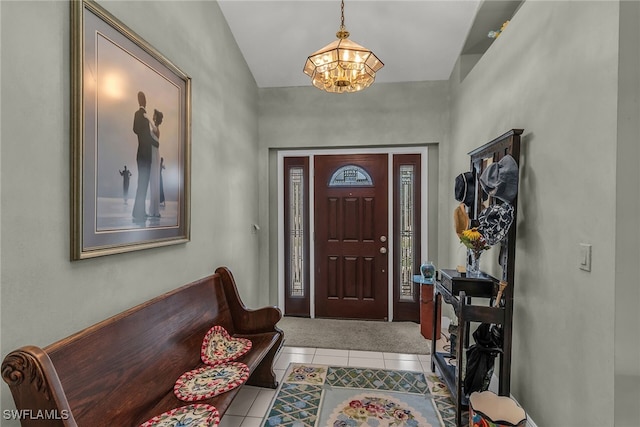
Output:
top-left (459, 227), bottom-right (490, 252)
top-left (462, 228), bottom-right (482, 242)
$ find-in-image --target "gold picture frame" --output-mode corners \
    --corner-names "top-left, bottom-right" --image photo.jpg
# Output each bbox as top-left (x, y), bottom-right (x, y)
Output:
top-left (71, 0), bottom-right (191, 260)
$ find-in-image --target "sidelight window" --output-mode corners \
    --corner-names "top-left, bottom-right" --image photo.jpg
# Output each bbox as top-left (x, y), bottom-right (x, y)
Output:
top-left (288, 167), bottom-right (305, 297)
top-left (393, 153), bottom-right (422, 321)
top-left (399, 165), bottom-right (415, 300)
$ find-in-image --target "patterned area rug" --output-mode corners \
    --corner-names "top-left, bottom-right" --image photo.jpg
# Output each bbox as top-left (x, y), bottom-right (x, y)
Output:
top-left (263, 364), bottom-right (466, 427)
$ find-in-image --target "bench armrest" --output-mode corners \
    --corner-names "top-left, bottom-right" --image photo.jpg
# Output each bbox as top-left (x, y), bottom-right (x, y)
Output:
top-left (215, 266), bottom-right (283, 335)
top-left (2, 346), bottom-right (77, 427)
top-left (234, 305), bottom-right (282, 335)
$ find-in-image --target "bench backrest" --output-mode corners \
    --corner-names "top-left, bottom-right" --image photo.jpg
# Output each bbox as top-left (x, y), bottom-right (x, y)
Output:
top-left (44, 273), bottom-right (233, 426)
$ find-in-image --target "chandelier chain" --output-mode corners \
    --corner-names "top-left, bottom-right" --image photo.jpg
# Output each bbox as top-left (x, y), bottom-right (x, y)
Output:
top-left (340, 0), bottom-right (345, 29)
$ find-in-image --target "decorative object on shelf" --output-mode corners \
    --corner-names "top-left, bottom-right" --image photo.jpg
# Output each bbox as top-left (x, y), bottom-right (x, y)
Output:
top-left (420, 261), bottom-right (436, 284)
top-left (478, 203), bottom-right (515, 246)
top-left (454, 203), bottom-right (470, 237)
top-left (479, 155), bottom-right (519, 203)
top-left (303, 0), bottom-right (383, 93)
top-left (487, 20), bottom-right (511, 39)
top-left (469, 390), bottom-right (527, 427)
top-left (459, 228), bottom-right (490, 278)
top-left (467, 249), bottom-right (482, 278)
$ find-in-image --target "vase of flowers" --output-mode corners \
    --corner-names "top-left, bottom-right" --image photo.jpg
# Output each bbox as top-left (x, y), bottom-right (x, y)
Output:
top-left (459, 227), bottom-right (490, 278)
top-left (467, 249), bottom-right (482, 278)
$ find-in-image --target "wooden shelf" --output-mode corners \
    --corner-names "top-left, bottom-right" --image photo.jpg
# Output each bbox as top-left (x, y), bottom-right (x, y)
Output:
top-left (430, 129), bottom-right (522, 426)
top-left (432, 351), bottom-right (469, 407)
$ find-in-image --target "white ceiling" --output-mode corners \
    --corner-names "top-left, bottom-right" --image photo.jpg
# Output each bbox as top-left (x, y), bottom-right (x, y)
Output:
top-left (218, 0), bottom-right (489, 89)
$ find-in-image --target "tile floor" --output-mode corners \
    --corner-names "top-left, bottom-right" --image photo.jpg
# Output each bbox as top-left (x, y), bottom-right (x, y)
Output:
top-left (219, 345), bottom-right (442, 427)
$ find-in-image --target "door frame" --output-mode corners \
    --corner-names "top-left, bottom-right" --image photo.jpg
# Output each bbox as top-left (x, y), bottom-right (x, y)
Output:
top-left (277, 146), bottom-right (429, 321)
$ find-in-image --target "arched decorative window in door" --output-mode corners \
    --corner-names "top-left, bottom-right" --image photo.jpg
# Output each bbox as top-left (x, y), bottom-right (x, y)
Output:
top-left (328, 165), bottom-right (374, 187)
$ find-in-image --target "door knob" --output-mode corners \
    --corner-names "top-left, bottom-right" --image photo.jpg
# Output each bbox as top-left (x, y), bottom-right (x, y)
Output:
top-left (380, 236), bottom-right (387, 243)
top-left (380, 247), bottom-right (387, 254)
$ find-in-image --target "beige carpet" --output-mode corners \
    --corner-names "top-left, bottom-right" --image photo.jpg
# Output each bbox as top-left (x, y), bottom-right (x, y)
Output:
top-left (276, 316), bottom-right (430, 354)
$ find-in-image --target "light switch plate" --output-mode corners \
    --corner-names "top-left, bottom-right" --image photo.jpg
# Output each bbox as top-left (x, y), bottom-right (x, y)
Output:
top-left (579, 243), bottom-right (592, 272)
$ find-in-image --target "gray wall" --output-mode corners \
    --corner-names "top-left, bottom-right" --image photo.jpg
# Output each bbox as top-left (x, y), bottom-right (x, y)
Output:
top-left (615, 1), bottom-right (640, 425)
top-left (0, 0), bottom-right (260, 421)
top-left (258, 82), bottom-right (449, 307)
top-left (448, 1), bottom-right (620, 425)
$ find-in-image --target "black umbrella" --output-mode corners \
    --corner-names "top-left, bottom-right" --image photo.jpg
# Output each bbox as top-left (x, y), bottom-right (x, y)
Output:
top-left (464, 281), bottom-right (507, 395)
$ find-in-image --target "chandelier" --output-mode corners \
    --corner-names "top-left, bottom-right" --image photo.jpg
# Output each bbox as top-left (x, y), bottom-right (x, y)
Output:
top-left (303, 0), bottom-right (383, 93)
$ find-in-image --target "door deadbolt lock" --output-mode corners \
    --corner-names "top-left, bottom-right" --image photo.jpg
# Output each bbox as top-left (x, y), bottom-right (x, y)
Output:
top-left (379, 247), bottom-right (387, 254)
top-left (380, 236), bottom-right (387, 243)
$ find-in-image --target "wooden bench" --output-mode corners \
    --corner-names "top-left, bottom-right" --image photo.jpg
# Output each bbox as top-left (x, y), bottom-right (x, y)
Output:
top-left (1, 266), bottom-right (284, 427)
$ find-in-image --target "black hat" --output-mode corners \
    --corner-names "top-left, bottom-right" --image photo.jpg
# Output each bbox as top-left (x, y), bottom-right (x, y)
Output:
top-left (479, 155), bottom-right (519, 203)
top-left (454, 172), bottom-right (475, 206)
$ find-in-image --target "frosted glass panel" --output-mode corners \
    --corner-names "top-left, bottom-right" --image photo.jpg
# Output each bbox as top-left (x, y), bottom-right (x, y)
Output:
top-left (289, 167), bottom-right (305, 298)
top-left (399, 165), bottom-right (415, 301)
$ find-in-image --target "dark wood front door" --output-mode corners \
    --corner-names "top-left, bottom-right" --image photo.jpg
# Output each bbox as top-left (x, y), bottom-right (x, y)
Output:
top-left (314, 154), bottom-right (389, 320)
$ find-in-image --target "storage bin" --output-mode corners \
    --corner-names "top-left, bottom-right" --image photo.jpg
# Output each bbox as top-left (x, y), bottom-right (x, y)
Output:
top-left (469, 391), bottom-right (526, 427)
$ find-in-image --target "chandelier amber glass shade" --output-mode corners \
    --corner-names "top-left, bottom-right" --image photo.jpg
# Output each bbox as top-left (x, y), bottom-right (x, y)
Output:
top-left (303, 31), bottom-right (383, 93)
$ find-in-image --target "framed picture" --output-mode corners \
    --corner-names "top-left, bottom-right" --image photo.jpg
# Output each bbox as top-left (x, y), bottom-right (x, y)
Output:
top-left (71, 0), bottom-right (191, 260)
